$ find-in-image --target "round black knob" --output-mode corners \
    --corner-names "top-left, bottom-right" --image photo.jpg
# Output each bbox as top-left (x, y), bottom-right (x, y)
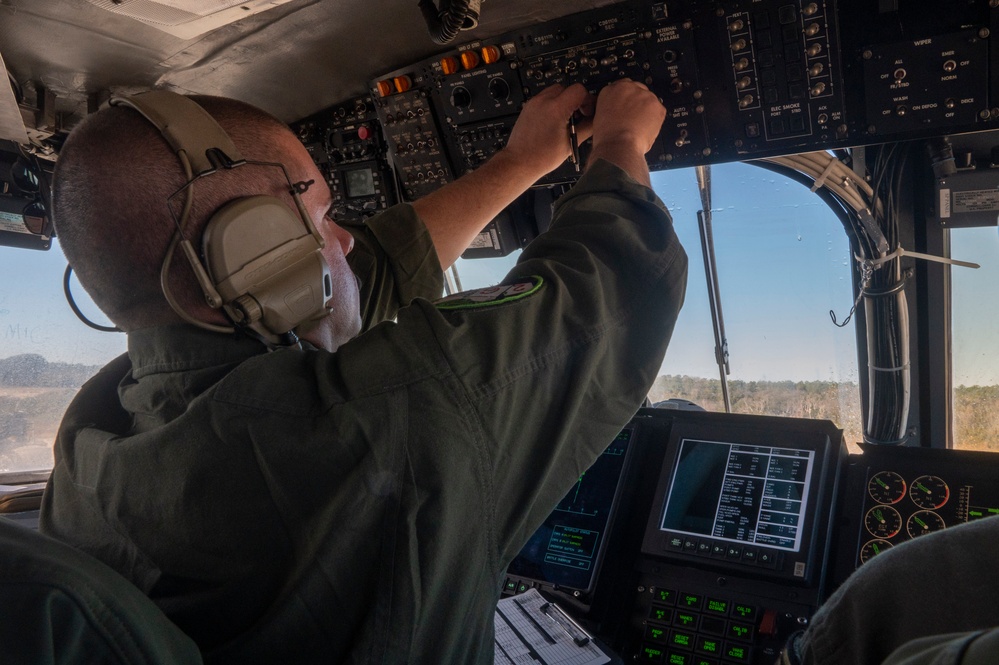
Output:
top-left (487, 77), bottom-right (510, 101)
top-left (450, 86), bottom-right (472, 108)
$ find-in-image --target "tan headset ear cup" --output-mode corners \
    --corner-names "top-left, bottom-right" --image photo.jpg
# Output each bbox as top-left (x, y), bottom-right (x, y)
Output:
top-left (201, 195), bottom-right (332, 337)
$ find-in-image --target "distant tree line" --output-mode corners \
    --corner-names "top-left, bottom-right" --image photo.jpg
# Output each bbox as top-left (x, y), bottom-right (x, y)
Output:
top-left (953, 384), bottom-right (999, 451)
top-left (1, 358), bottom-right (996, 453)
top-left (649, 374), bottom-right (864, 447)
top-left (649, 375), bottom-right (999, 452)
top-left (0, 354), bottom-right (102, 388)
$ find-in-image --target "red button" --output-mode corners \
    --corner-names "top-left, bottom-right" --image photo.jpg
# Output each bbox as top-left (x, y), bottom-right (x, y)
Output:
top-left (759, 608), bottom-right (778, 638)
top-left (357, 125), bottom-right (371, 140)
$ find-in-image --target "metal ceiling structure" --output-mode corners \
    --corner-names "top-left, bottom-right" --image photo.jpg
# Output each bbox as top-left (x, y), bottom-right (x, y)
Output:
top-left (1, 0), bottom-right (615, 135)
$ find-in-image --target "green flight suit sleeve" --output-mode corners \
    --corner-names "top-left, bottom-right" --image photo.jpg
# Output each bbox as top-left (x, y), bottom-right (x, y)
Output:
top-left (410, 158), bottom-right (688, 563)
top-left (781, 517), bottom-right (999, 665)
top-left (881, 630), bottom-right (999, 665)
top-left (343, 204), bottom-right (445, 331)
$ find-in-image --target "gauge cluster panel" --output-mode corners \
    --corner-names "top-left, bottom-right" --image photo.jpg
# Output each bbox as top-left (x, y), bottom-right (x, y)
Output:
top-left (831, 445), bottom-right (999, 587)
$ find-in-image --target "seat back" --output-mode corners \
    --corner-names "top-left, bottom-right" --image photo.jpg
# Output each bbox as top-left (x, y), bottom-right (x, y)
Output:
top-left (0, 517), bottom-right (203, 664)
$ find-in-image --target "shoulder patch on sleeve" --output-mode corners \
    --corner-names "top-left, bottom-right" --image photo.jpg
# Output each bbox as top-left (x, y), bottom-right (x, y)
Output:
top-left (434, 275), bottom-right (544, 310)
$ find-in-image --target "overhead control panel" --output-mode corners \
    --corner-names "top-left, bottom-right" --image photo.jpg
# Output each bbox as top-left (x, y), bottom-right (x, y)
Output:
top-left (294, 0), bottom-right (999, 255)
top-left (367, 0), bottom-right (998, 183)
top-left (291, 96), bottom-right (397, 224)
top-left (861, 30), bottom-right (989, 136)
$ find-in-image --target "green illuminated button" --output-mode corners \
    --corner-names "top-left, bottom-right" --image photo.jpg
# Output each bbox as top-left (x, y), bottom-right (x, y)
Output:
top-left (679, 592), bottom-right (703, 609)
top-left (696, 635), bottom-right (721, 655)
top-left (517, 582), bottom-right (530, 593)
top-left (641, 645), bottom-right (665, 662)
top-left (645, 626), bottom-right (669, 644)
top-left (732, 603), bottom-right (757, 621)
top-left (649, 606), bottom-right (673, 623)
top-left (673, 611), bottom-right (698, 628)
top-left (727, 621), bottom-right (755, 642)
top-left (670, 631), bottom-right (695, 650)
top-left (724, 643), bottom-right (751, 662)
top-left (504, 579), bottom-right (516, 592)
top-left (667, 652), bottom-right (690, 665)
top-left (705, 598), bottom-right (729, 615)
top-left (692, 659), bottom-right (719, 665)
top-left (668, 536), bottom-right (684, 549)
top-left (656, 589), bottom-right (677, 605)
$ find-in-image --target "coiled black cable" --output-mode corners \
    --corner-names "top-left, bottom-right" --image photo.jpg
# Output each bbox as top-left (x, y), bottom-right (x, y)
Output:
top-left (418, 0), bottom-right (474, 44)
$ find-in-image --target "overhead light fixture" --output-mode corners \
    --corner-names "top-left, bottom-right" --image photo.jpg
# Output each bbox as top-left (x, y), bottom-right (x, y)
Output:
top-left (84, 0), bottom-right (295, 40)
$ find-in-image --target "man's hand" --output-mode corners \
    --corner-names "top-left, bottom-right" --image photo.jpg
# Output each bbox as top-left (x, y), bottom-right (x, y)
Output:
top-left (588, 80), bottom-right (667, 188)
top-left (502, 83), bottom-right (596, 179)
top-left (409, 81), bottom-right (663, 267)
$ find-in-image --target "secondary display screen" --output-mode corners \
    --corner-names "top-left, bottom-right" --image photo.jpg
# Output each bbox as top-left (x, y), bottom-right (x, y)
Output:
top-left (507, 429), bottom-right (634, 592)
top-left (660, 439), bottom-right (815, 553)
top-left (344, 167), bottom-right (376, 198)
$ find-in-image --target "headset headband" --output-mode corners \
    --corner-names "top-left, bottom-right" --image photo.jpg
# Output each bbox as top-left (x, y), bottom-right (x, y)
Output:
top-left (110, 91), bottom-right (245, 176)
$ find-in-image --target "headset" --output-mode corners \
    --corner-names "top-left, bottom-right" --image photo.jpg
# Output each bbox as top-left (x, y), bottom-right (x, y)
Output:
top-left (108, 90), bottom-right (333, 346)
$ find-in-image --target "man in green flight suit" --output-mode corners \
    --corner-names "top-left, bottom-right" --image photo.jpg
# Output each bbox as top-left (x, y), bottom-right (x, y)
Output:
top-left (41, 79), bottom-right (688, 663)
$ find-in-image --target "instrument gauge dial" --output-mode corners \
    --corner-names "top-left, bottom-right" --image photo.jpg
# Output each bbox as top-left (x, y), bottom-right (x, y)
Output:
top-left (865, 505), bottom-right (902, 539)
top-left (907, 510), bottom-right (946, 538)
top-left (859, 539), bottom-right (894, 564)
top-left (909, 475), bottom-right (950, 509)
top-left (868, 471), bottom-right (906, 504)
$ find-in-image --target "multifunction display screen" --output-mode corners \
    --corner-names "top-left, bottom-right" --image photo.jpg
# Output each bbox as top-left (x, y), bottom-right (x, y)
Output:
top-left (507, 429), bottom-right (634, 592)
top-left (660, 439), bottom-right (815, 553)
top-left (344, 167), bottom-right (376, 198)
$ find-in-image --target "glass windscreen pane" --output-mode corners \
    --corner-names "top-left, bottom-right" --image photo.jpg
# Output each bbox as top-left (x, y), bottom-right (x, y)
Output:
top-left (455, 162), bottom-right (862, 449)
top-left (950, 226), bottom-right (999, 451)
top-left (0, 240), bottom-right (126, 473)
top-left (651, 163), bottom-right (861, 449)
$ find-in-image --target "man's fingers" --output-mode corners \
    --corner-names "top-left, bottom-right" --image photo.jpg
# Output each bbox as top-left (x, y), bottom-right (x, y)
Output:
top-left (533, 83), bottom-right (565, 98)
top-left (531, 83), bottom-right (596, 121)
top-left (606, 78), bottom-right (650, 92)
top-left (577, 92), bottom-right (597, 118)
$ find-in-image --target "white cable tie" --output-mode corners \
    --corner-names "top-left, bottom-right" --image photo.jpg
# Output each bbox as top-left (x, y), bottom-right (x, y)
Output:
top-left (858, 246), bottom-right (980, 269)
top-left (858, 247), bottom-right (902, 267)
top-left (901, 248), bottom-right (980, 269)
top-left (809, 157), bottom-right (841, 192)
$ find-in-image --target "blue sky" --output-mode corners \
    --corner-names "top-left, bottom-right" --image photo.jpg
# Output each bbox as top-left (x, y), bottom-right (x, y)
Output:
top-left (1, 160), bottom-right (995, 387)
top-left (951, 226), bottom-right (999, 387)
top-left (459, 161), bottom-right (862, 384)
top-left (0, 240), bottom-right (126, 365)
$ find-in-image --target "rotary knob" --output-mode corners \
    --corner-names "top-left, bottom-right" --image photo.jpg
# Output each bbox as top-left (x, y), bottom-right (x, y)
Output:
top-left (450, 86), bottom-right (472, 108)
top-left (487, 78), bottom-right (510, 101)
